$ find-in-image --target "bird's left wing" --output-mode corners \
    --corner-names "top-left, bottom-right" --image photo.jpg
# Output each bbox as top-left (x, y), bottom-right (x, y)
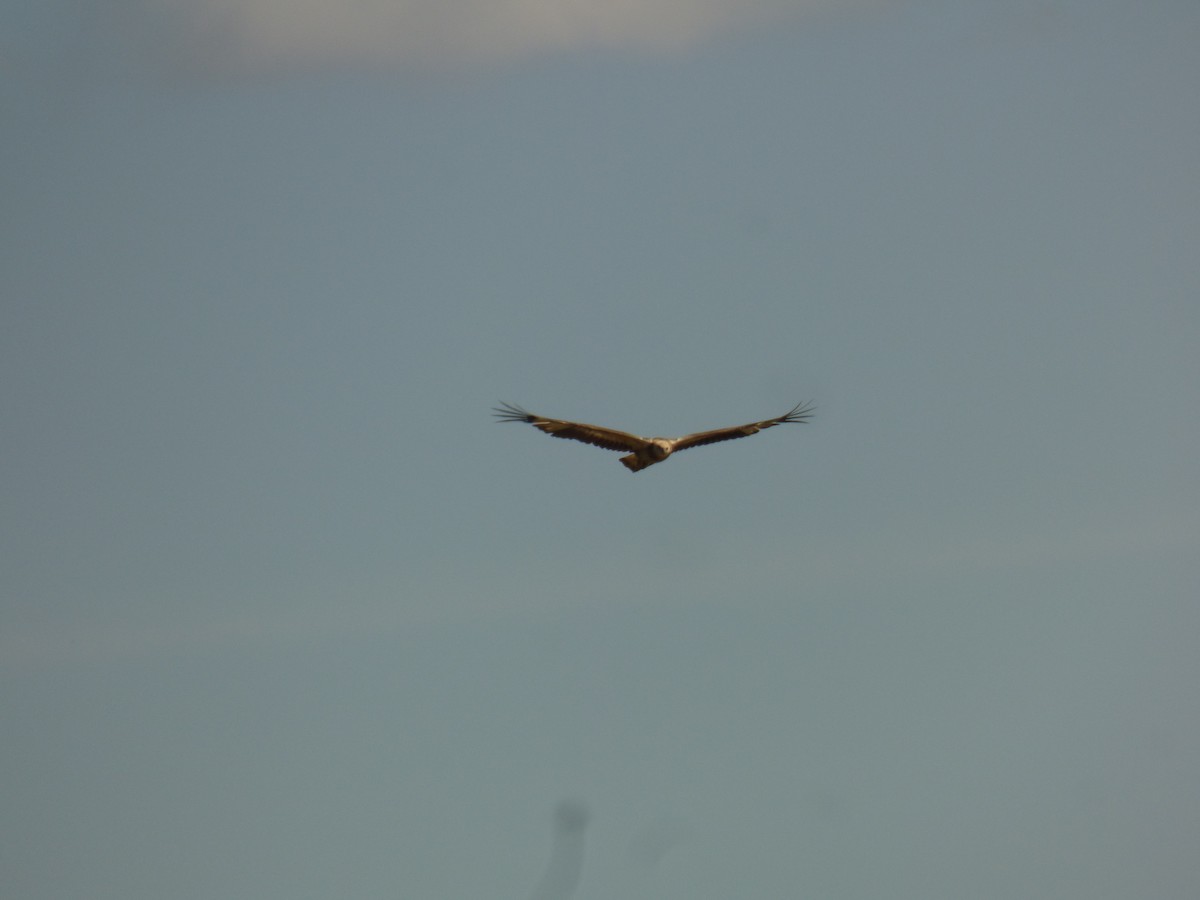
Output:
top-left (670, 401), bottom-right (815, 452)
top-left (493, 403), bottom-right (650, 453)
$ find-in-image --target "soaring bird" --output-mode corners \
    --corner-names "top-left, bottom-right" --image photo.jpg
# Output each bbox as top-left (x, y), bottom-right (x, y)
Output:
top-left (493, 401), bottom-right (814, 472)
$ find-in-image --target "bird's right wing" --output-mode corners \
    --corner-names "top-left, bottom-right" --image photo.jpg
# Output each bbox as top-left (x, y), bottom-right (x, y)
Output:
top-left (493, 403), bottom-right (650, 453)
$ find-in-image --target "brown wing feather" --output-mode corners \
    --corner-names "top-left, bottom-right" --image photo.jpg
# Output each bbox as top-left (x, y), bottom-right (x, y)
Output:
top-left (493, 403), bottom-right (650, 453)
top-left (671, 401), bottom-right (815, 453)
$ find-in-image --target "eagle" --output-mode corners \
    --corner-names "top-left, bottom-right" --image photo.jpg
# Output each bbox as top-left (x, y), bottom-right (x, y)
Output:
top-left (493, 401), bottom-right (814, 472)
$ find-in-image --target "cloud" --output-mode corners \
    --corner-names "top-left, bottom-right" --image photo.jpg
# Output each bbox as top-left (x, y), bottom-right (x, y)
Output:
top-left (140, 0), bottom-right (866, 74)
top-left (529, 800), bottom-right (590, 900)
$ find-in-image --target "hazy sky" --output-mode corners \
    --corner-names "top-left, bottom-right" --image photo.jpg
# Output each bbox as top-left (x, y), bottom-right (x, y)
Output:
top-left (3, 1), bottom-right (1198, 897)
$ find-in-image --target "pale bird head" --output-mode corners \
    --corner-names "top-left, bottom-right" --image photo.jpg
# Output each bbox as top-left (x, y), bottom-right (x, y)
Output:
top-left (648, 439), bottom-right (674, 460)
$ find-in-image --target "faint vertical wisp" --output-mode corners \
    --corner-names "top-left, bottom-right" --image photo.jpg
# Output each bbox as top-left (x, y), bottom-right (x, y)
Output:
top-left (528, 800), bottom-right (590, 900)
top-left (627, 816), bottom-right (688, 875)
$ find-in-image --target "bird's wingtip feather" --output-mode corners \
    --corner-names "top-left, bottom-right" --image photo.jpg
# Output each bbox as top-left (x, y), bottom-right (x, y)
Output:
top-left (493, 401), bottom-right (534, 422)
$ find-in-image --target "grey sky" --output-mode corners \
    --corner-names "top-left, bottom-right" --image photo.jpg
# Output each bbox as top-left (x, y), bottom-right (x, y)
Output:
top-left (21, 0), bottom-right (865, 75)
top-left (3, 0), bottom-right (1198, 897)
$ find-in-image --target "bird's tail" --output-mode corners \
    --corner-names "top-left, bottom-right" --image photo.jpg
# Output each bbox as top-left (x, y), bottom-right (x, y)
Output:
top-left (620, 454), bottom-right (647, 472)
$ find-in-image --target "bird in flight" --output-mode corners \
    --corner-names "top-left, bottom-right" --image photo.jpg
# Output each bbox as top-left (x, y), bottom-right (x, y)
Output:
top-left (493, 401), bottom-right (814, 472)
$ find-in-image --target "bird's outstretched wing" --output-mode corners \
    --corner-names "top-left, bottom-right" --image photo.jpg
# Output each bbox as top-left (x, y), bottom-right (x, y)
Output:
top-left (670, 401), bottom-right (815, 453)
top-left (493, 403), bottom-right (650, 453)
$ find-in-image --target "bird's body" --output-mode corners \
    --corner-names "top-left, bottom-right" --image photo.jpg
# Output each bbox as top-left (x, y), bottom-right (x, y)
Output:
top-left (493, 401), bottom-right (814, 472)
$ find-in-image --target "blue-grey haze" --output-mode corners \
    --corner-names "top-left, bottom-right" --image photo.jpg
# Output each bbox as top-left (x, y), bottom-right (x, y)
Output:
top-left (2, 1), bottom-right (1198, 897)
